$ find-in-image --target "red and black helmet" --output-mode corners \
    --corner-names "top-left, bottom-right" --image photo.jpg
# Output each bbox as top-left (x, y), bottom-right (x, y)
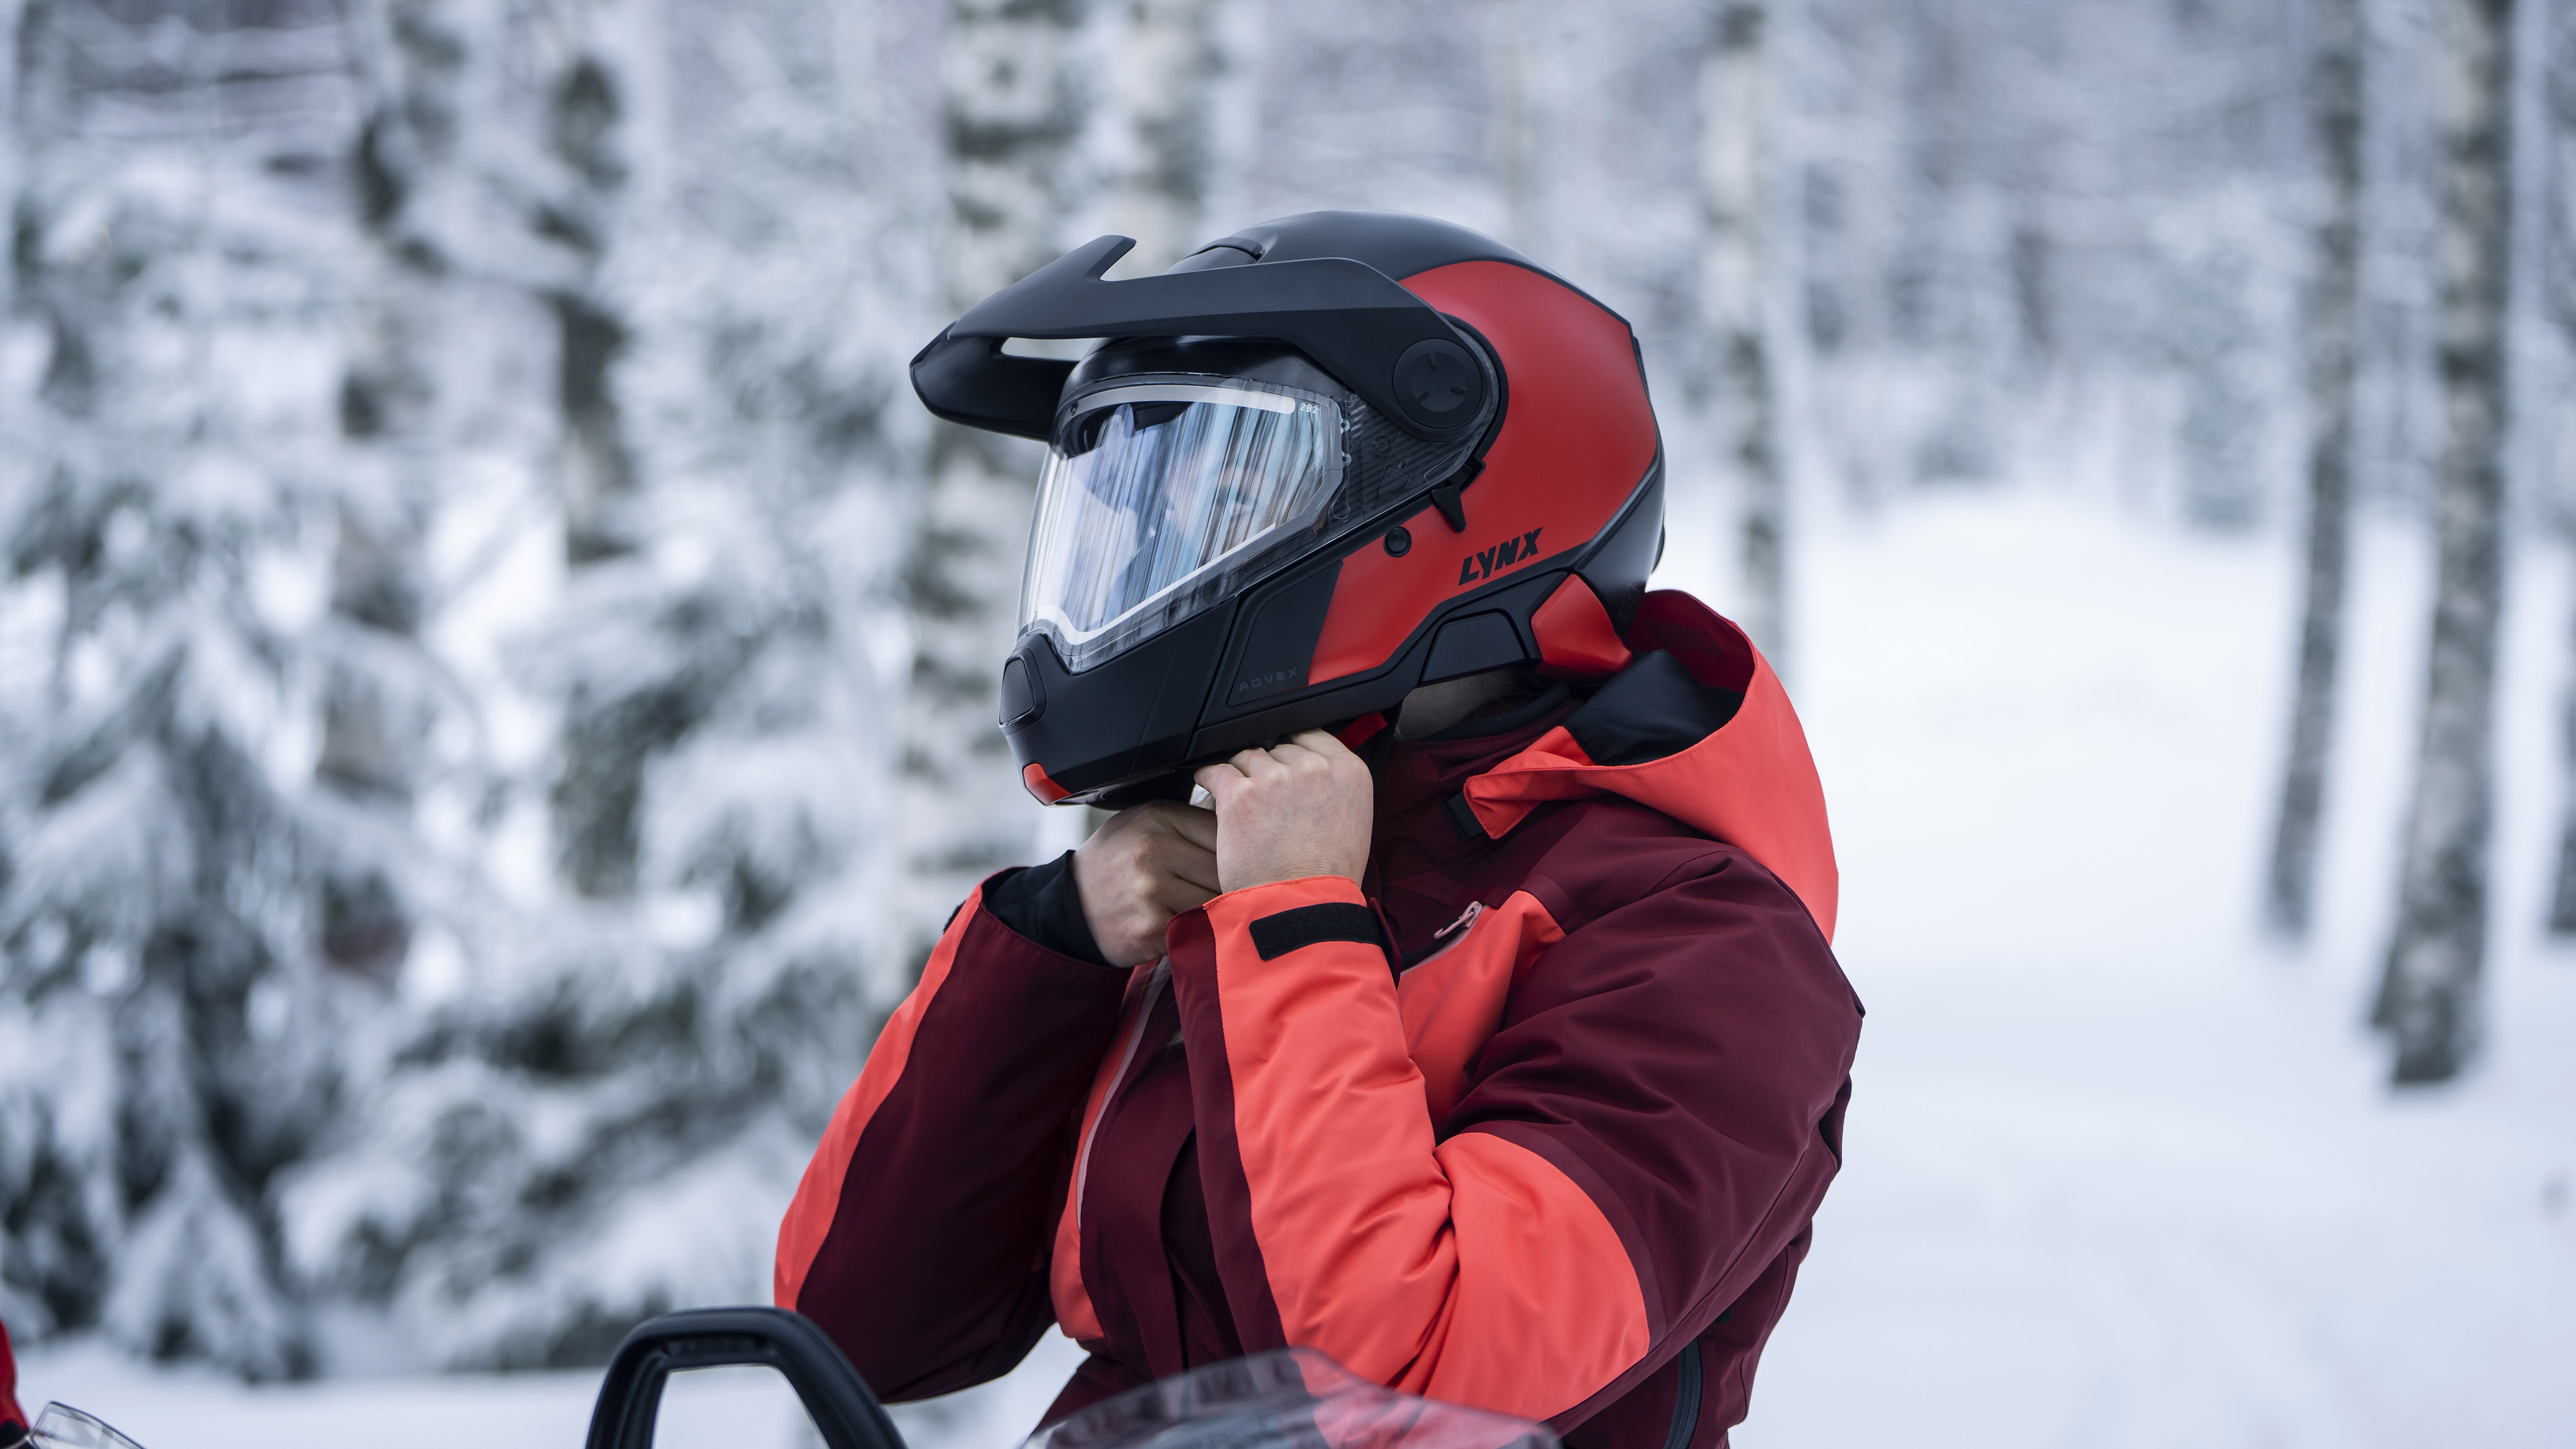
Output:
top-left (911, 209), bottom-right (1664, 808)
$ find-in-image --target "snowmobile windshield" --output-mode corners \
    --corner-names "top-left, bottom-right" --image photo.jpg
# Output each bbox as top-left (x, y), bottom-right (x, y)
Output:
top-left (30, 1406), bottom-right (146, 1449)
top-left (1024, 1346), bottom-right (1556, 1449)
top-left (1023, 379), bottom-right (1342, 672)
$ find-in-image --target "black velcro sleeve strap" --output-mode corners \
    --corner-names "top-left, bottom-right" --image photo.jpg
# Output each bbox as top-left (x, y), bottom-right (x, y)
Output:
top-left (1441, 792), bottom-right (1491, 843)
top-left (1248, 901), bottom-right (1389, 962)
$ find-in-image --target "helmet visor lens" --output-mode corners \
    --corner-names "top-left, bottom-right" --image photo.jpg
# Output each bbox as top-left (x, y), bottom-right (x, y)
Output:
top-left (1024, 381), bottom-right (1341, 670)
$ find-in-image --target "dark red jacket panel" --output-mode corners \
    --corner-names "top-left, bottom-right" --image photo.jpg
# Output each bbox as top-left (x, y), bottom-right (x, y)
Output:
top-left (1444, 816), bottom-right (1856, 1434)
top-left (779, 897), bottom-right (1129, 1400)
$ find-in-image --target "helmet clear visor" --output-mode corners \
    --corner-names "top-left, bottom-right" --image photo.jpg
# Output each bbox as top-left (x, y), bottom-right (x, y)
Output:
top-left (1023, 380), bottom-right (1343, 671)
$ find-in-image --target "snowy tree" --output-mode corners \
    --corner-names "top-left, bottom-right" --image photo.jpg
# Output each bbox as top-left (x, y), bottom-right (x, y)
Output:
top-left (280, 0), bottom-right (930, 1368)
top-left (537, 6), bottom-right (655, 902)
top-left (1777, 0), bottom-right (2319, 526)
top-left (2121, 0), bottom-right (2303, 533)
top-left (1701, 0), bottom-right (1785, 663)
top-left (895, 0), bottom-right (1089, 965)
top-left (2157, 209), bottom-right (2290, 530)
top-left (311, 0), bottom-right (475, 990)
top-left (1487, 0), bottom-right (1540, 252)
top-left (2549, 0), bottom-right (2576, 369)
top-left (2373, 0), bottom-right (2516, 1085)
top-left (1885, 1), bottom-right (2006, 491)
top-left (1087, 0), bottom-right (1226, 274)
top-left (2267, 0), bottom-right (2368, 938)
top-left (1784, 0), bottom-right (1907, 508)
top-left (0, 0), bottom-right (362, 1377)
top-left (2540, 0), bottom-right (2576, 936)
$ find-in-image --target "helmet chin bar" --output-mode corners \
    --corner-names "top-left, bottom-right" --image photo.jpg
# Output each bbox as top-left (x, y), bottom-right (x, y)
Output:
top-left (912, 236), bottom-right (1492, 447)
top-left (1002, 457), bottom-right (1666, 809)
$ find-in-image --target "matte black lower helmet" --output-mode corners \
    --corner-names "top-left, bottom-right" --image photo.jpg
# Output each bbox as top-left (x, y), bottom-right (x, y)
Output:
top-left (910, 210), bottom-right (1666, 808)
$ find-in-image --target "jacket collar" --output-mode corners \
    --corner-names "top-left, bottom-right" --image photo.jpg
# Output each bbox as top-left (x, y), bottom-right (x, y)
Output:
top-left (1352, 588), bottom-right (1838, 946)
top-left (1467, 590), bottom-right (1839, 940)
top-left (1361, 689), bottom-right (1576, 902)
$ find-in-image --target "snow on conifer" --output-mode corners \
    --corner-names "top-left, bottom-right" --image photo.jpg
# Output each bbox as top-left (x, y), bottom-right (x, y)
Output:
top-left (0, 0), bottom-right (363, 1375)
top-left (277, 0), bottom-right (935, 1368)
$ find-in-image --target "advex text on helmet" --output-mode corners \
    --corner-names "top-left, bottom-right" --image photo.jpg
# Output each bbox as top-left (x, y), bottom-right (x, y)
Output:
top-left (1458, 528), bottom-right (1543, 586)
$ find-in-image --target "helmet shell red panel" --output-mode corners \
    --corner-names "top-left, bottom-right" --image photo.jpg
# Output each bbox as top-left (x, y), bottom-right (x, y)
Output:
top-left (1308, 260), bottom-right (1661, 684)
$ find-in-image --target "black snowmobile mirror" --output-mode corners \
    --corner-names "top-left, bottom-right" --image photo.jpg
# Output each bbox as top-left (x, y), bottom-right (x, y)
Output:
top-left (584, 1307), bottom-right (904, 1449)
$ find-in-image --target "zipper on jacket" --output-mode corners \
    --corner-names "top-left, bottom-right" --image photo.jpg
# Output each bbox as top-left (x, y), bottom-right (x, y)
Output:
top-left (1660, 1343), bottom-right (1703, 1449)
top-left (1399, 899), bottom-right (1486, 970)
top-left (1072, 959), bottom-right (1168, 1231)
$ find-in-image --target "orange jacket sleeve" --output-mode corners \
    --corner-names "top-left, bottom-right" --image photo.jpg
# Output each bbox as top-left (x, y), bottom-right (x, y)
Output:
top-left (1165, 864), bottom-right (1856, 1428)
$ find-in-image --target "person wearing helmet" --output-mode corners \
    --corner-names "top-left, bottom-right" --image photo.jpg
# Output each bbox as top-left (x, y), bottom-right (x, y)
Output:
top-left (777, 212), bottom-right (1861, 1448)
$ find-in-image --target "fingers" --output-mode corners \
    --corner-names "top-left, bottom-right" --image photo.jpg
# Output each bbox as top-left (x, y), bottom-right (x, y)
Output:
top-left (1230, 746), bottom-right (1291, 780)
top-left (1196, 754), bottom-right (1280, 813)
top-left (1143, 799), bottom-right (1221, 853)
top-left (1170, 726), bottom-right (1368, 811)
top-left (1197, 731), bottom-right (1357, 806)
top-left (1150, 869), bottom-right (1219, 918)
top-left (1077, 802), bottom-right (1219, 965)
top-left (1194, 760), bottom-right (1246, 810)
top-left (1182, 726), bottom-right (1377, 894)
top-left (1102, 802), bottom-right (1216, 869)
top-left (1255, 730), bottom-right (1358, 774)
top-left (1148, 828), bottom-right (1222, 896)
top-left (1283, 728), bottom-right (1357, 761)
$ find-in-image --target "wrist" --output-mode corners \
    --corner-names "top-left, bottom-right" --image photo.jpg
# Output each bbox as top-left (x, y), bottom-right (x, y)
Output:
top-left (1199, 875), bottom-right (1391, 967)
top-left (981, 853), bottom-right (1111, 967)
top-left (1211, 873), bottom-right (1366, 906)
top-left (1219, 856), bottom-right (1367, 895)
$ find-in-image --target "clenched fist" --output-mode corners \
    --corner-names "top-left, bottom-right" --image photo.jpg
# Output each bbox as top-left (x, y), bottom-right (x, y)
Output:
top-left (1075, 799), bottom-right (1221, 967)
top-left (1192, 729), bottom-right (1374, 893)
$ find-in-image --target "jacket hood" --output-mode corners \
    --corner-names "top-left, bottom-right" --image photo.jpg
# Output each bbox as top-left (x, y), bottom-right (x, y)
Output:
top-left (1464, 589), bottom-right (1839, 940)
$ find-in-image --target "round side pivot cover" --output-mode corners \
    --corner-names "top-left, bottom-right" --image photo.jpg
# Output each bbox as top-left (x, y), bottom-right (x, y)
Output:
top-left (1394, 338), bottom-right (1482, 426)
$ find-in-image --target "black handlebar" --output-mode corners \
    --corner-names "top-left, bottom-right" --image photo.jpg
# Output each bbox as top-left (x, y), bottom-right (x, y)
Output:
top-left (582, 1307), bottom-right (908, 1449)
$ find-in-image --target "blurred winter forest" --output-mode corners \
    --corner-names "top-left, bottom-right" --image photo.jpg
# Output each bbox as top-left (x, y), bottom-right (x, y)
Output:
top-left (1, 0), bottom-right (2572, 1423)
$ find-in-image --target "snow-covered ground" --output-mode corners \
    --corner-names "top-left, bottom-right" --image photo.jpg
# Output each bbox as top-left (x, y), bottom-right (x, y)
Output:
top-left (1739, 496), bottom-right (2576, 1448)
top-left (20, 490), bottom-right (2576, 1447)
